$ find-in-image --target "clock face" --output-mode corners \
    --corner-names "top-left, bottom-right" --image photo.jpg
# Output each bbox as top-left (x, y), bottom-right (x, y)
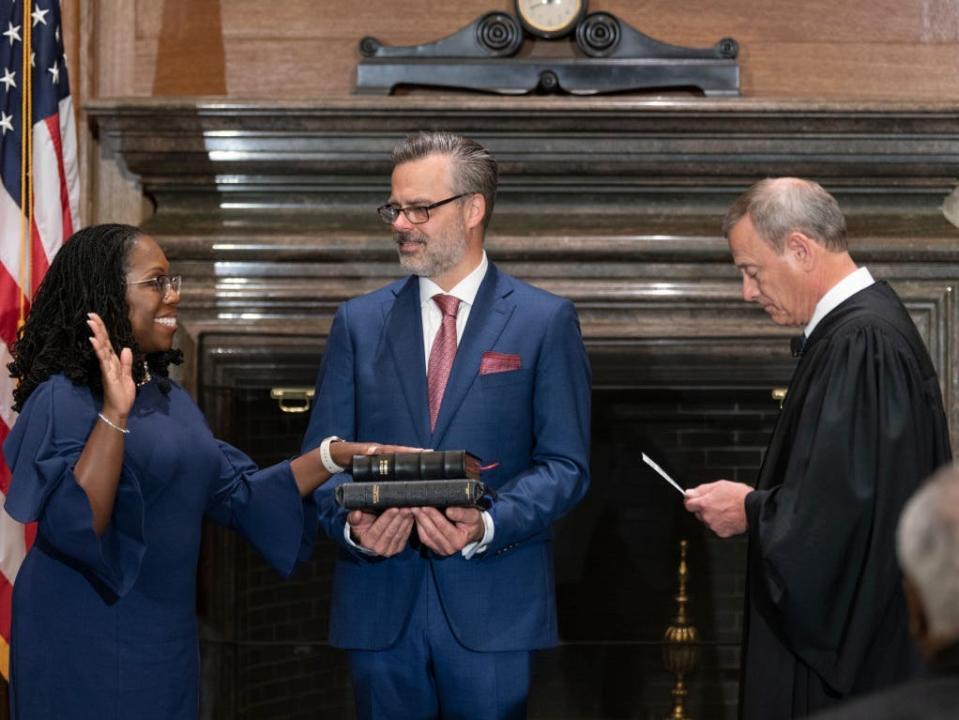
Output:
top-left (515, 0), bottom-right (587, 39)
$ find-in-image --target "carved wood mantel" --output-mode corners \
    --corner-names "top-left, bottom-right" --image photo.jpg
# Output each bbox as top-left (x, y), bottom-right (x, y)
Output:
top-left (86, 97), bottom-right (959, 445)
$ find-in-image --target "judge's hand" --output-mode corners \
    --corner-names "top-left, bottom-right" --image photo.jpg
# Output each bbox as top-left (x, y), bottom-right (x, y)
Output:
top-left (684, 480), bottom-right (751, 538)
top-left (348, 507), bottom-right (414, 557)
top-left (87, 312), bottom-right (135, 421)
top-left (412, 506), bottom-right (484, 556)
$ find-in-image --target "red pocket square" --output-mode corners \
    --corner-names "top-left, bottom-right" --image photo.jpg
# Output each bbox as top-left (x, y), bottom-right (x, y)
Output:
top-left (480, 352), bottom-right (522, 375)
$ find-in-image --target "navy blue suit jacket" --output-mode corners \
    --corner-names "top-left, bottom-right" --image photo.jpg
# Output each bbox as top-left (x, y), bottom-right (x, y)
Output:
top-left (302, 263), bottom-right (591, 652)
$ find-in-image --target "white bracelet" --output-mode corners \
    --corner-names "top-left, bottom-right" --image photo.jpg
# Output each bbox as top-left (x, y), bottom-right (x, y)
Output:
top-left (98, 412), bottom-right (130, 435)
top-left (319, 435), bottom-right (345, 474)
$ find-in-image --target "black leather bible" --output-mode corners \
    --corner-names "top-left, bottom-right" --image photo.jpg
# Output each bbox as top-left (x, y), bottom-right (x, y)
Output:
top-left (335, 479), bottom-right (491, 510)
top-left (351, 450), bottom-right (481, 482)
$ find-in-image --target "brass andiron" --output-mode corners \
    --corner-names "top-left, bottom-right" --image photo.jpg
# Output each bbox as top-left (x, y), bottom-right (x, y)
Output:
top-left (662, 539), bottom-right (701, 720)
top-left (771, 387), bottom-right (788, 410)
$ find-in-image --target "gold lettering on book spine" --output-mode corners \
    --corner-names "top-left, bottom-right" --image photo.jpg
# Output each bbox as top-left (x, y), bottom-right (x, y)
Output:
top-left (378, 459), bottom-right (389, 476)
top-left (372, 485), bottom-right (380, 504)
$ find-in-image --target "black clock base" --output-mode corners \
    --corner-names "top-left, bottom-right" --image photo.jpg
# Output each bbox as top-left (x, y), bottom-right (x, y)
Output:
top-left (355, 57), bottom-right (739, 97)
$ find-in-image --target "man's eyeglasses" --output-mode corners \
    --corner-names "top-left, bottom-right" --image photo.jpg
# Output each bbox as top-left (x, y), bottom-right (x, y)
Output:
top-left (128, 275), bottom-right (182, 297)
top-left (377, 194), bottom-right (467, 225)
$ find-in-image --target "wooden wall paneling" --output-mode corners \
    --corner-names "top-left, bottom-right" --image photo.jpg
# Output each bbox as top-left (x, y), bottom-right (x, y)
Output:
top-left (93, 0), bottom-right (137, 97)
top-left (129, 39), bottom-right (359, 98)
top-left (62, 0), bottom-right (80, 93)
top-left (134, 0), bottom-right (163, 36)
top-left (110, 0), bottom-right (959, 100)
top-left (223, 40), bottom-right (363, 98)
top-left (918, 0), bottom-right (959, 42)
top-left (152, 0), bottom-right (226, 95)
top-left (209, 0), bottom-right (942, 45)
top-left (60, 0), bottom-right (90, 225)
top-left (742, 43), bottom-right (959, 99)
top-left (209, 0), bottom-right (511, 41)
top-left (131, 40), bottom-right (159, 97)
top-left (615, 0), bottom-right (952, 44)
top-left (88, 0), bottom-right (148, 224)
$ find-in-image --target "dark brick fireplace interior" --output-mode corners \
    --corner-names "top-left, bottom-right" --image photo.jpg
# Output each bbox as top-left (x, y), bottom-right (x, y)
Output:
top-left (196, 348), bottom-right (783, 720)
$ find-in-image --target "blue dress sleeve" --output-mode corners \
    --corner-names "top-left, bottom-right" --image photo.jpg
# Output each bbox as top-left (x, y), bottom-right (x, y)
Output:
top-left (204, 441), bottom-right (318, 577)
top-left (2, 377), bottom-right (146, 598)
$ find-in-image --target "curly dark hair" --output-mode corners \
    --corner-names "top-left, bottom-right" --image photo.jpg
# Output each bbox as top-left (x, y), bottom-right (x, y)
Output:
top-left (8, 223), bottom-right (183, 411)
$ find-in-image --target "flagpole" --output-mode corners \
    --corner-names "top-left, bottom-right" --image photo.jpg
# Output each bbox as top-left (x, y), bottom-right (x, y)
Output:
top-left (18, 0), bottom-right (33, 328)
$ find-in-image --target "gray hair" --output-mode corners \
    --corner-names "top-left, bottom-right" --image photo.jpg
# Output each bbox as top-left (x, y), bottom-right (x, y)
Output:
top-left (721, 177), bottom-right (848, 253)
top-left (897, 463), bottom-right (959, 638)
top-left (391, 131), bottom-right (498, 230)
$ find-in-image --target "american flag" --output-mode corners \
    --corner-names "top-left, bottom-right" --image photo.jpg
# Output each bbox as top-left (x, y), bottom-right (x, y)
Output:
top-left (0, 0), bottom-right (79, 678)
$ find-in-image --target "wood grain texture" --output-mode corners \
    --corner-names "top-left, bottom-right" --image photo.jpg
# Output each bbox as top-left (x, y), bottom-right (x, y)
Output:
top-left (93, 0), bottom-right (136, 97)
top-left (86, 0), bottom-right (959, 100)
top-left (62, 0), bottom-right (80, 95)
top-left (743, 43), bottom-right (959, 98)
top-left (60, 0), bottom-right (88, 224)
top-left (152, 0), bottom-right (226, 95)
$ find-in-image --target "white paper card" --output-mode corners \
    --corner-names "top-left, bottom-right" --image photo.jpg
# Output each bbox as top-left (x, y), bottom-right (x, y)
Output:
top-left (641, 453), bottom-right (687, 496)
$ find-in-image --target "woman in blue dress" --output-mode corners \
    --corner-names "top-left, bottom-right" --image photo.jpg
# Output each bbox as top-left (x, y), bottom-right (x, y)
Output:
top-left (2, 224), bottom-right (410, 718)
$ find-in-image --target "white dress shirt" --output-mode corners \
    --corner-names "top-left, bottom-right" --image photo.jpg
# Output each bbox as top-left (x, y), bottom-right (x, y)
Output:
top-left (804, 266), bottom-right (875, 338)
top-left (418, 252), bottom-right (489, 366)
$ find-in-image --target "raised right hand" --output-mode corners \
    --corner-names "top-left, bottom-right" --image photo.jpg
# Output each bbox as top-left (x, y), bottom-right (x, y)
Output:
top-left (87, 312), bottom-right (135, 420)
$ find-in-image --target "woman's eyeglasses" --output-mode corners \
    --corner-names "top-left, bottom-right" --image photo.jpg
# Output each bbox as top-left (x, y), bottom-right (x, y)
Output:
top-left (128, 275), bottom-right (182, 297)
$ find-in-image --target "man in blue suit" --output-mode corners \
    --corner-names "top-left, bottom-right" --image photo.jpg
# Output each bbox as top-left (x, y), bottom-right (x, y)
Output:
top-left (302, 131), bottom-right (591, 719)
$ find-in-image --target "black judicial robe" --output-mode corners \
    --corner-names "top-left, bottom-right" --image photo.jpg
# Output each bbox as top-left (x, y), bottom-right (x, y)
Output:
top-left (740, 281), bottom-right (952, 719)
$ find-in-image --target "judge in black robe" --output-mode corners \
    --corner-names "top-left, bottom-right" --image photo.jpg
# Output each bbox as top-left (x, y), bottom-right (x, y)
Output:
top-left (741, 280), bottom-right (951, 716)
top-left (685, 178), bottom-right (952, 719)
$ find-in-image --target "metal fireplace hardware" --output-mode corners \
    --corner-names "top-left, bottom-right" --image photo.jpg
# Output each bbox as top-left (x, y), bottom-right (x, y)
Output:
top-left (355, 2), bottom-right (740, 96)
top-left (270, 387), bottom-right (315, 413)
top-left (663, 539), bottom-right (700, 720)
top-left (771, 387), bottom-right (788, 409)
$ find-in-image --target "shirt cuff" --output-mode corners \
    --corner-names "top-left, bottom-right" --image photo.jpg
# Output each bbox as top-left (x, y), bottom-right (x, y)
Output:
top-left (343, 521), bottom-right (377, 556)
top-left (461, 510), bottom-right (495, 559)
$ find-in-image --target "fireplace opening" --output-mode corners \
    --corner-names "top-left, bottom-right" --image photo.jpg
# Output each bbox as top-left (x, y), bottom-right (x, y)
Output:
top-left (196, 355), bottom-right (781, 719)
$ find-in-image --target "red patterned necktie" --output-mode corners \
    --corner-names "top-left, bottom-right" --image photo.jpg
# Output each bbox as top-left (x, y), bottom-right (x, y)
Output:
top-left (427, 294), bottom-right (461, 431)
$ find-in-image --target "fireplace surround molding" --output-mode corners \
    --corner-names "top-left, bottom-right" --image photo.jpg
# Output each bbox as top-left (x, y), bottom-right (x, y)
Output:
top-left (86, 97), bottom-right (958, 446)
